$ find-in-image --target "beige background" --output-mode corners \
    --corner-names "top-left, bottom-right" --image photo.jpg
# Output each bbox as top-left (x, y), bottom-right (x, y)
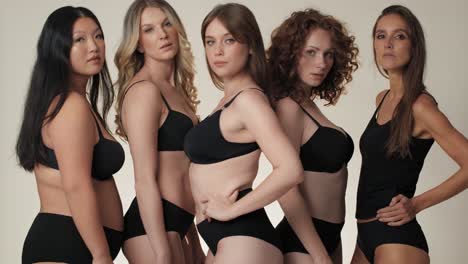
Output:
top-left (1, 0), bottom-right (467, 263)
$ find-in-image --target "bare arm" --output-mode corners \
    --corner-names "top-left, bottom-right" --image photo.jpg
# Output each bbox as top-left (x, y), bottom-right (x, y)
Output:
top-left (276, 97), bottom-right (331, 263)
top-left (122, 82), bottom-right (170, 260)
top-left (51, 92), bottom-right (112, 263)
top-left (378, 94), bottom-right (468, 225)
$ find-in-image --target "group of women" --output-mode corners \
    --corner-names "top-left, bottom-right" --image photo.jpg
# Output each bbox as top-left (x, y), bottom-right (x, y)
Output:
top-left (15, 1), bottom-right (468, 264)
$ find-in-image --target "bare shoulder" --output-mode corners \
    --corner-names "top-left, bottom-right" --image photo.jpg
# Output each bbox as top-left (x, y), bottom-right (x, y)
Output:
top-left (275, 97), bottom-right (302, 117)
top-left (124, 80), bottom-right (161, 102)
top-left (52, 91), bottom-right (92, 121)
top-left (375, 89), bottom-right (389, 107)
top-left (233, 88), bottom-right (270, 108)
top-left (413, 92), bottom-right (440, 120)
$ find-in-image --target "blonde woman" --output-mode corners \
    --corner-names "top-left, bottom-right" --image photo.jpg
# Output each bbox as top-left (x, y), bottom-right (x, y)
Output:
top-left (114, 0), bottom-right (203, 263)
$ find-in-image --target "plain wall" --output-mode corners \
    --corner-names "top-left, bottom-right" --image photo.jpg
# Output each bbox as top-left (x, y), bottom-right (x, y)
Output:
top-left (1, 0), bottom-right (467, 263)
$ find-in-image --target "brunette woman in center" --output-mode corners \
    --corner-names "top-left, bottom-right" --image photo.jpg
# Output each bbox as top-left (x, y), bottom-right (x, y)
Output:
top-left (351, 5), bottom-right (468, 264)
top-left (114, 0), bottom-right (203, 263)
top-left (267, 8), bottom-right (358, 264)
top-left (183, 3), bottom-right (303, 264)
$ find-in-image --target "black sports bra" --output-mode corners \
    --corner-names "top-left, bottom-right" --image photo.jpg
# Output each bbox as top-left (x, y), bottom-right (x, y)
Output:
top-left (123, 80), bottom-right (195, 151)
top-left (41, 111), bottom-right (125, 181)
top-left (298, 104), bottom-right (354, 173)
top-left (184, 88), bottom-right (261, 164)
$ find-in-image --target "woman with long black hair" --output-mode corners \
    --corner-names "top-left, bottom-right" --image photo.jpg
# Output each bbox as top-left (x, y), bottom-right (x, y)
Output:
top-left (17, 6), bottom-right (125, 263)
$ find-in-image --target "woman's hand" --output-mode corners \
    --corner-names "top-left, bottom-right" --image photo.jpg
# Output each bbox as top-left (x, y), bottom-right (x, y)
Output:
top-left (202, 190), bottom-right (239, 221)
top-left (377, 194), bottom-right (417, 226)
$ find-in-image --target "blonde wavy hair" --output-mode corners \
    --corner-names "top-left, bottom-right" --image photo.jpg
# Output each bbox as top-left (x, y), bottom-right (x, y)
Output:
top-left (114, 0), bottom-right (198, 139)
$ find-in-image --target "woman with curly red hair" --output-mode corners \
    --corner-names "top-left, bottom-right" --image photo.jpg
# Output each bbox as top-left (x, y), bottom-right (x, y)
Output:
top-left (266, 8), bottom-right (358, 264)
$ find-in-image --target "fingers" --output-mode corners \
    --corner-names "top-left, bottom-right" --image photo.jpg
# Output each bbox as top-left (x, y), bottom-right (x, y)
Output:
top-left (387, 217), bottom-right (411, 226)
top-left (229, 189), bottom-right (239, 202)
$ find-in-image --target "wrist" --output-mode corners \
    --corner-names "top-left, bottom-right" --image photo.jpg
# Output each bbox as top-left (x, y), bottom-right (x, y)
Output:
top-left (412, 195), bottom-right (425, 214)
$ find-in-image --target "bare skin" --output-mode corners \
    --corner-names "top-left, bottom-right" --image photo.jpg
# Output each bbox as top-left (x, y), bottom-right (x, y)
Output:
top-left (120, 7), bottom-right (202, 264)
top-left (352, 14), bottom-right (468, 264)
top-left (190, 18), bottom-right (303, 263)
top-left (275, 28), bottom-right (349, 264)
top-left (35, 17), bottom-right (120, 264)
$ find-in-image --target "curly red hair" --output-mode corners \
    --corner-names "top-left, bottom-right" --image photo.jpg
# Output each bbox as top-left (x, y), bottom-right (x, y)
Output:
top-left (267, 8), bottom-right (358, 105)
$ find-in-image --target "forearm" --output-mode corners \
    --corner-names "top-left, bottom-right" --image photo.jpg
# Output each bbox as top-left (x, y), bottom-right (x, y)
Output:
top-left (65, 182), bottom-right (111, 260)
top-left (232, 164), bottom-right (303, 217)
top-left (279, 187), bottom-right (330, 261)
top-left (414, 168), bottom-right (468, 213)
top-left (135, 180), bottom-right (170, 255)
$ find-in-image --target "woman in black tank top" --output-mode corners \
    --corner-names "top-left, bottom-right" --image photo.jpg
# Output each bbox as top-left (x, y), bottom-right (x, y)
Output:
top-left (266, 8), bottom-right (358, 264)
top-left (17, 7), bottom-right (125, 263)
top-left (184, 3), bottom-right (303, 263)
top-left (114, 1), bottom-right (203, 263)
top-left (351, 5), bottom-right (468, 264)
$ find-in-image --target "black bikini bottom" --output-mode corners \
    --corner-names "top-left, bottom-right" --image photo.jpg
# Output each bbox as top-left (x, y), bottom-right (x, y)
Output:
top-left (22, 212), bottom-right (122, 264)
top-left (357, 219), bottom-right (428, 263)
top-left (124, 197), bottom-right (194, 240)
top-left (197, 188), bottom-right (282, 255)
top-left (276, 216), bottom-right (344, 255)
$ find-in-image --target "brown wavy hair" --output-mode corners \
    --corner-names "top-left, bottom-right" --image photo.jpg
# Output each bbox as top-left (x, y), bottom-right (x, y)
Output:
top-left (373, 5), bottom-right (428, 158)
top-left (267, 8), bottom-right (358, 105)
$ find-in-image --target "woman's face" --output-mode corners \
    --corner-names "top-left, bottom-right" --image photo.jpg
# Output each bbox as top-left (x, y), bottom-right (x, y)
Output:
top-left (297, 28), bottom-right (335, 87)
top-left (204, 18), bottom-right (250, 80)
top-left (69, 17), bottom-right (105, 77)
top-left (138, 7), bottom-right (179, 62)
top-left (374, 14), bottom-right (412, 73)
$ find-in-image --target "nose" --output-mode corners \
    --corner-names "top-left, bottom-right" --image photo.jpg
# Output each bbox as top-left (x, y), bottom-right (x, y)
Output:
top-left (384, 37), bottom-right (393, 49)
top-left (315, 54), bottom-right (326, 70)
top-left (158, 27), bottom-right (168, 40)
top-left (214, 42), bottom-right (224, 56)
top-left (88, 37), bottom-right (99, 53)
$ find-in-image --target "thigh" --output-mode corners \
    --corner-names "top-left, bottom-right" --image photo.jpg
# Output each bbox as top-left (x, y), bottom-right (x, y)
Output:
top-left (214, 236), bottom-right (283, 264)
top-left (167, 231), bottom-right (185, 264)
top-left (284, 252), bottom-right (313, 264)
top-left (351, 242), bottom-right (370, 264)
top-left (330, 240), bottom-right (342, 264)
top-left (375, 244), bottom-right (429, 264)
top-left (205, 250), bottom-right (214, 264)
top-left (123, 235), bottom-right (157, 264)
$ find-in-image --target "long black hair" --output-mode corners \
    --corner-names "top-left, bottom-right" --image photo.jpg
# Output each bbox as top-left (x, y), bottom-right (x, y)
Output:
top-left (16, 6), bottom-right (114, 171)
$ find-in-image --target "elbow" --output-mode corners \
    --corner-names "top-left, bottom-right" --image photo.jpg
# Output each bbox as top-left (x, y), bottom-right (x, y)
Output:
top-left (63, 179), bottom-right (92, 196)
top-left (288, 161), bottom-right (304, 186)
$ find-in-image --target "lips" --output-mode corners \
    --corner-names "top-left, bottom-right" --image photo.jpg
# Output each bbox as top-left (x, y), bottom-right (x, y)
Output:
top-left (310, 73), bottom-right (324, 78)
top-left (213, 61), bottom-right (227, 67)
top-left (87, 56), bottom-right (101, 63)
top-left (160, 43), bottom-right (172, 49)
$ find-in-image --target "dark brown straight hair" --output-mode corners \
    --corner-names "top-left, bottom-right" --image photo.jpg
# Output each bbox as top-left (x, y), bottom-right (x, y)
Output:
top-left (373, 5), bottom-right (427, 158)
top-left (201, 3), bottom-right (269, 91)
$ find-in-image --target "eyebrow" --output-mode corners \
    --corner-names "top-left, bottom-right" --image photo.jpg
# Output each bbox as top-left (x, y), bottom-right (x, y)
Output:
top-left (375, 28), bottom-right (410, 34)
top-left (73, 27), bottom-right (102, 35)
top-left (204, 33), bottom-right (232, 39)
top-left (141, 18), bottom-right (169, 28)
top-left (304, 45), bottom-right (334, 52)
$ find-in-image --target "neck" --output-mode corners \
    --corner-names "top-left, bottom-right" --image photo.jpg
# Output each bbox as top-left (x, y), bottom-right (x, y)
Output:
top-left (222, 70), bottom-right (255, 97)
top-left (387, 70), bottom-right (405, 98)
top-left (69, 73), bottom-right (89, 96)
top-left (142, 57), bottom-right (175, 86)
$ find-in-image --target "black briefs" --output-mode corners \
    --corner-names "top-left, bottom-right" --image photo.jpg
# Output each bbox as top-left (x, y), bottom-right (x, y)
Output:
top-left (124, 197), bottom-right (194, 240)
top-left (196, 188), bottom-right (282, 255)
top-left (276, 216), bottom-right (344, 255)
top-left (22, 212), bottom-right (122, 264)
top-left (357, 219), bottom-right (428, 263)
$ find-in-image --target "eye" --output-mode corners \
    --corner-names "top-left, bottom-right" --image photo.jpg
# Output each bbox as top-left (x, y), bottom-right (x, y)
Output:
top-left (205, 40), bottom-right (215, 46)
top-left (74, 36), bottom-right (85, 43)
top-left (143, 27), bottom-right (153, 33)
top-left (325, 51), bottom-right (335, 59)
top-left (164, 20), bottom-right (172, 27)
top-left (305, 49), bottom-right (316, 56)
top-left (95, 33), bottom-right (104, 40)
top-left (394, 33), bottom-right (407, 40)
top-left (224, 38), bottom-right (236, 44)
top-left (375, 33), bottom-right (385, 40)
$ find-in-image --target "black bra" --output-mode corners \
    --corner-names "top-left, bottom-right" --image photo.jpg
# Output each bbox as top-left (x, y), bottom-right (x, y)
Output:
top-left (298, 105), bottom-right (354, 173)
top-left (123, 80), bottom-right (195, 151)
top-left (41, 111), bottom-right (125, 181)
top-left (184, 88), bottom-right (262, 164)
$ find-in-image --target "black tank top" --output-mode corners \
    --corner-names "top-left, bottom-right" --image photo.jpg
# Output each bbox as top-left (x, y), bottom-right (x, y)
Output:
top-left (122, 80), bottom-right (195, 151)
top-left (356, 91), bottom-right (434, 219)
top-left (41, 111), bottom-right (125, 181)
top-left (184, 88), bottom-right (261, 164)
top-left (298, 104), bottom-right (354, 173)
